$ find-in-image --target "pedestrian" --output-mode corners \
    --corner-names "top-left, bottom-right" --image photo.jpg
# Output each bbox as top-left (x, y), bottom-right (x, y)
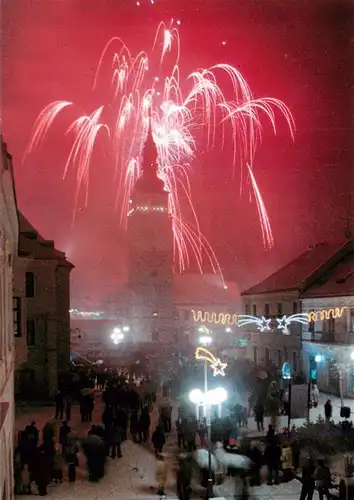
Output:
top-left (59, 421), bottom-right (71, 453)
top-left (111, 418), bottom-right (123, 459)
top-left (176, 417), bottom-right (186, 449)
top-left (254, 402), bottom-right (264, 432)
top-left (297, 458), bottom-right (315, 500)
top-left (197, 418), bottom-right (207, 448)
top-left (249, 441), bottom-right (263, 487)
top-left (54, 390), bottom-right (64, 420)
top-left (152, 426), bottom-right (166, 456)
top-left (130, 409), bottom-right (139, 442)
top-left (324, 400), bottom-right (332, 424)
top-left (139, 405), bottom-right (151, 443)
top-left (176, 453), bottom-right (192, 500)
top-left (65, 395), bottom-right (72, 422)
top-left (311, 384), bottom-right (319, 408)
top-left (52, 447), bottom-right (64, 483)
top-left (264, 437), bottom-right (281, 485)
top-left (156, 453), bottom-right (168, 498)
top-left (65, 436), bottom-right (79, 483)
top-left (314, 459), bottom-right (332, 500)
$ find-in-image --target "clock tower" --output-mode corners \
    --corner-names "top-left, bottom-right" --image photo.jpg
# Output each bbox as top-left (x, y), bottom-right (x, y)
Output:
top-left (127, 115), bottom-right (175, 343)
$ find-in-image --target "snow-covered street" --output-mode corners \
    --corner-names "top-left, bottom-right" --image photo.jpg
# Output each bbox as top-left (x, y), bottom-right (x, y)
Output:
top-left (15, 391), bottom-right (352, 500)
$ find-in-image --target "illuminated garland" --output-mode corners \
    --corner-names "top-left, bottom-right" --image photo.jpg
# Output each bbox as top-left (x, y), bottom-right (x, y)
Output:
top-left (191, 309), bottom-right (238, 325)
top-left (191, 307), bottom-right (348, 334)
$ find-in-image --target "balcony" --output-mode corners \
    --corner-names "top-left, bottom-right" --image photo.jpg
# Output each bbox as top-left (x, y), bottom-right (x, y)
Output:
top-left (302, 330), bottom-right (352, 344)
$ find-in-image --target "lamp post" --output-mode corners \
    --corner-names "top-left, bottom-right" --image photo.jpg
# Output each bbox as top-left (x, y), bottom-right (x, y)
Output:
top-left (189, 387), bottom-right (228, 499)
top-left (281, 362), bottom-right (292, 429)
top-left (194, 347), bottom-right (227, 499)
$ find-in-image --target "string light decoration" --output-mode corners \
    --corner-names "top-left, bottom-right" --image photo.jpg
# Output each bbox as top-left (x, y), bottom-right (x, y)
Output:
top-left (195, 347), bottom-right (227, 376)
top-left (307, 307), bottom-right (347, 322)
top-left (191, 307), bottom-right (348, 333)
top-left (191, 309), bottom-right (238, 325)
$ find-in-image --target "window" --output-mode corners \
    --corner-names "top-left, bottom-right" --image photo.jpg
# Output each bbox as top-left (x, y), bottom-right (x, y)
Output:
top-left (293, 301), bottom-right (298, 315)
top-left (264, 303), bottom-right (270, 317)
top-left (351, 309), bottom-right (354, 333)
top-left (252, 304), bottom-right (257, 316)
top-left (184, 310), bottom-right (189, 321)
top-left (265, 347), bottom-right (270, 365)
top-left (292, 351), bottom-right (297, 372)
top-left (277, 349), bottom-right (282, 367)
top-left (277, 303), bottom-right (283, 315)
top-left (26, 319), bottom-right (35, 346)
top-left (308, 311), bottom-right (315, 336)
top-left (328, 316), bottom-right (335, 341)
top-left (13, 297), bottom-right (21, 337)
top-left (245, 304), bottom-right (250, 315)
top-left (253, 346), bottom-right (258, 365)
top-left (25, 272), bottom-right (35, 298)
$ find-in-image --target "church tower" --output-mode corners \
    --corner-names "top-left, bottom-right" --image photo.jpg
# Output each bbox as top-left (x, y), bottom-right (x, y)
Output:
top-left (127, 115), bottom-right (175, 343)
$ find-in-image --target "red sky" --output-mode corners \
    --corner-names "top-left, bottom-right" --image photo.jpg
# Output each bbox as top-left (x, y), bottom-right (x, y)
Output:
top-left (2, 0), bottom-right (353, 306)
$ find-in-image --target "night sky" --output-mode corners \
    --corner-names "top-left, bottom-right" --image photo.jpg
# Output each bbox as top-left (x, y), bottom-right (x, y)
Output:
top-left (2, 0), bottom-right (353, 306)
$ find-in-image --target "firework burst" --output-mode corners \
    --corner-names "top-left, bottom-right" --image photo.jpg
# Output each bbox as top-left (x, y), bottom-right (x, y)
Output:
top-left (24, 21), bottom-right (295, 277)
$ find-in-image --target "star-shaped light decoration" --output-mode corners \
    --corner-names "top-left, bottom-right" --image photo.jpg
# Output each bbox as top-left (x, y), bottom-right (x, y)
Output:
top-left (276, 315), bottom-right (291, 335)
top-left (210, 358), bottom-right (227, 377)
top-left (257, 316), bottom-right (271, 333)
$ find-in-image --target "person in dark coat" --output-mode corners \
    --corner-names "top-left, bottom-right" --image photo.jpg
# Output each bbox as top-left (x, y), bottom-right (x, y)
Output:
top-left (152, 426), bottom-right (166, 456)
top-left (176, 453), bottom-right (192, 500)
top-left (254, 402), bottom-right (265, 432)
top-left (65, 435), bottom-right (79, 482)
top-left (32, 448), bottom-right (51, 496)
top-left (111, 418), bottom-right (123, 459)
top-left (298, 458), bottom-right (315, 500)
top-left (264, 438), bottom-right (281, 485)
top-left (249, 441), bottom-right (263, 486)
top-left (176, 417), bottom-right (186, 449)
top-left (21, 421), bottom-right (39, 464)
top-left (324, 400), bottom-right (332, 423)
top-left (54, 390), bottom-right (64, 420)
top-left (139, 406), bottom-right (151, 443)
top-left (59, 421), bottom-right (71, 453)
top-left (130, 410), bottom-right (140, 442)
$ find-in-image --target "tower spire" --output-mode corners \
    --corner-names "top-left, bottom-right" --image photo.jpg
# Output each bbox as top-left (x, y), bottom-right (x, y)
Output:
top-left (143, 105), bottom-right (158, 172)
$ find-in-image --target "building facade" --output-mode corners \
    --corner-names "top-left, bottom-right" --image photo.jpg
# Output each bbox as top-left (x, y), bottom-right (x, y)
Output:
top-left (240, 241), bottom-right (352, 373)
top-left (0, 139), bottom-right (19, 500)
top-left (14, 214), bottom-right (74, 399)
top-left (127, 119), bottom-right (176, 343)
top-left (301, 239), bottom-right (354, 397)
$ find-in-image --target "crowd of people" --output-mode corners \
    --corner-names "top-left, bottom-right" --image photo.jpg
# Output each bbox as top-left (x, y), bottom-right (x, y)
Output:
top-left (13, 363), bottom-right (344, 499)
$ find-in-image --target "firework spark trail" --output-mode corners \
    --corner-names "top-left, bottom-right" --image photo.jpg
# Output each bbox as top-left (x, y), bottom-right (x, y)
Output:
top-left (246, 163), bottom-right (274, 249)
top-left (25, 21), bottom-right (295, 276)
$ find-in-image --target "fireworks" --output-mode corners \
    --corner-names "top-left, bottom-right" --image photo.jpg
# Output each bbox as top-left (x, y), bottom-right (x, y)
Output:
top-left (25, 21), bottom-right (295, 276)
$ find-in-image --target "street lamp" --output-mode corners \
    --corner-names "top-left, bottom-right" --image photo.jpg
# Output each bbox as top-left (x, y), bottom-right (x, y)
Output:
top-left (281, 362), bottom-right (292, 430)
top-left (188, 387), bottom-right (228, 499)
top-left (111, 327), bottom-right (124, 345)
top-left (199, 335), bottom-right (213, 346)
top-left (194, 347), bottom-right (228, 499)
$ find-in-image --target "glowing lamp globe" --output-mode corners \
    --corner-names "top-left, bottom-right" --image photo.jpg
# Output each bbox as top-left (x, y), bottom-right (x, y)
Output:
top-left (204, 387), bottom-right (228, 405)
top-left (189, 389), bottom-right (204, 405)
top-left (315, 354), bottom-right (323, 363)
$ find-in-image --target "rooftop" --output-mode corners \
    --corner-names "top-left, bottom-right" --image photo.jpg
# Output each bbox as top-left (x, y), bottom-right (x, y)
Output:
top-left (18, 212), bottom-right (74, 267)
top-left (241, 240), bottom-right (351, 296)
top-left (301, 251), bottom-right (354, 299)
